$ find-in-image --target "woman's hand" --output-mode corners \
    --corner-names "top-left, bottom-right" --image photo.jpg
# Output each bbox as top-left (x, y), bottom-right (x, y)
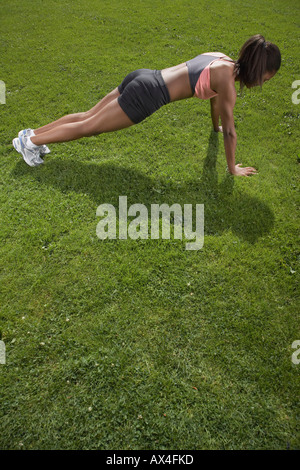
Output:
top-left (214, 125), bottom-right (223, 133)
top-left (232, 163), bottom-right (258, 176)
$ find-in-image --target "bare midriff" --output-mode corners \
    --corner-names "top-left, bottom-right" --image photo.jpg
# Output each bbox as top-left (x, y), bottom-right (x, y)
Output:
top-left (161, 63), bottom-right (193, 102)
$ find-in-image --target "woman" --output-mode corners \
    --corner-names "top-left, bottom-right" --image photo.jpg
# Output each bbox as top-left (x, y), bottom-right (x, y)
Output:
top-left (13, 34), bottom-right (281, 176)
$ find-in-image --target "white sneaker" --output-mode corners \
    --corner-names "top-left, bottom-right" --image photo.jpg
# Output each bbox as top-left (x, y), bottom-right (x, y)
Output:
top-left (18, 129), bottom-right (51, 156)
top-left (13, 135), bottom-right (44, 167)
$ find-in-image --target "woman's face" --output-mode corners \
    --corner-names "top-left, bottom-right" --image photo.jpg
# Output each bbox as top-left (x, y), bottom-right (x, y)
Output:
top-left (247, 70), bottom-right (277, 88)
top-left (262, 70), bottom-right (277, 83)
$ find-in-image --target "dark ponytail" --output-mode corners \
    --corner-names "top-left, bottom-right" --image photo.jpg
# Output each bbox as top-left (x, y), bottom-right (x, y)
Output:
top-left (234, 34), bottom-right (281, 89)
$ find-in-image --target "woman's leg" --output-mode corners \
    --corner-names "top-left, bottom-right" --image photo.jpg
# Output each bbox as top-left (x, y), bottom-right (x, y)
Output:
top-left (34, 88), bottom-right (120, 135)
top-left (31, 98), bottom-right (134, 146)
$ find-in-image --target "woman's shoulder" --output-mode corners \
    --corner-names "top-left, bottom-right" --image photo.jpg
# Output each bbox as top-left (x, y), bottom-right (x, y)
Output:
top-left (210, 52), bottom-right (235, 71)
top-left (210, 59), bottom-right (236, 98)
top-left (202, 52), bottom-right (228, 58)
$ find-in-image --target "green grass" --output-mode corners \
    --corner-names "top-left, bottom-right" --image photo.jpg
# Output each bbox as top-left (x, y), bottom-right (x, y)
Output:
top-left (0, 0), bottom-right (299, 450)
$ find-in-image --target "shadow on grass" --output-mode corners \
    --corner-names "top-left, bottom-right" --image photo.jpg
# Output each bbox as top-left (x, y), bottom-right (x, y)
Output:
top-left (12, 130), bottom-right (274, 243)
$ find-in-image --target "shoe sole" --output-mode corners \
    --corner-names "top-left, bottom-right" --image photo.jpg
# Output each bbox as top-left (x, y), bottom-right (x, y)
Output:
top-left (13, 138), bottom-right (21, 153)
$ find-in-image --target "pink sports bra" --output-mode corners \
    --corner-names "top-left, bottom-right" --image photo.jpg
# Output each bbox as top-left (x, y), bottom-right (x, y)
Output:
top-left (186, 53), bottom-right (234, 100)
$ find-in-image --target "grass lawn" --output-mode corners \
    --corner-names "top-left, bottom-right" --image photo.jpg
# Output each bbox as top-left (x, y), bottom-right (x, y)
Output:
top-left (0, 0), bottom-right (299, 450)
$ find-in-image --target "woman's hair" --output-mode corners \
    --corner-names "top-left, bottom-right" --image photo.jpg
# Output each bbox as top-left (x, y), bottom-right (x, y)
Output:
top-left (234, 34), bottom-right (281, 89)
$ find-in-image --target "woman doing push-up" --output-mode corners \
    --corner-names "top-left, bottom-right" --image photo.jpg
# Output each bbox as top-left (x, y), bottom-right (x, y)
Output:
top-left (13, 34), bottom-right (281, 176)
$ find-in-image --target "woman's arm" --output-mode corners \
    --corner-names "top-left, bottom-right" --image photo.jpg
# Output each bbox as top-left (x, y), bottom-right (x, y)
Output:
top-left (218, 85), bottom-right (257, 176)
top-left (210, 96), bottom-right (222, 132)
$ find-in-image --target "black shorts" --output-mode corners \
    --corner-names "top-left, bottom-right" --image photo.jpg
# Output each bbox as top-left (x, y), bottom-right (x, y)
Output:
top-left (117, 69), bottom-right (171, 124)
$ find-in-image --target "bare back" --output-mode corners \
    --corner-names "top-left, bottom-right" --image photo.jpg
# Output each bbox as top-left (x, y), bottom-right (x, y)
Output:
top-left (161, 63), bottom-right (193, 101)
